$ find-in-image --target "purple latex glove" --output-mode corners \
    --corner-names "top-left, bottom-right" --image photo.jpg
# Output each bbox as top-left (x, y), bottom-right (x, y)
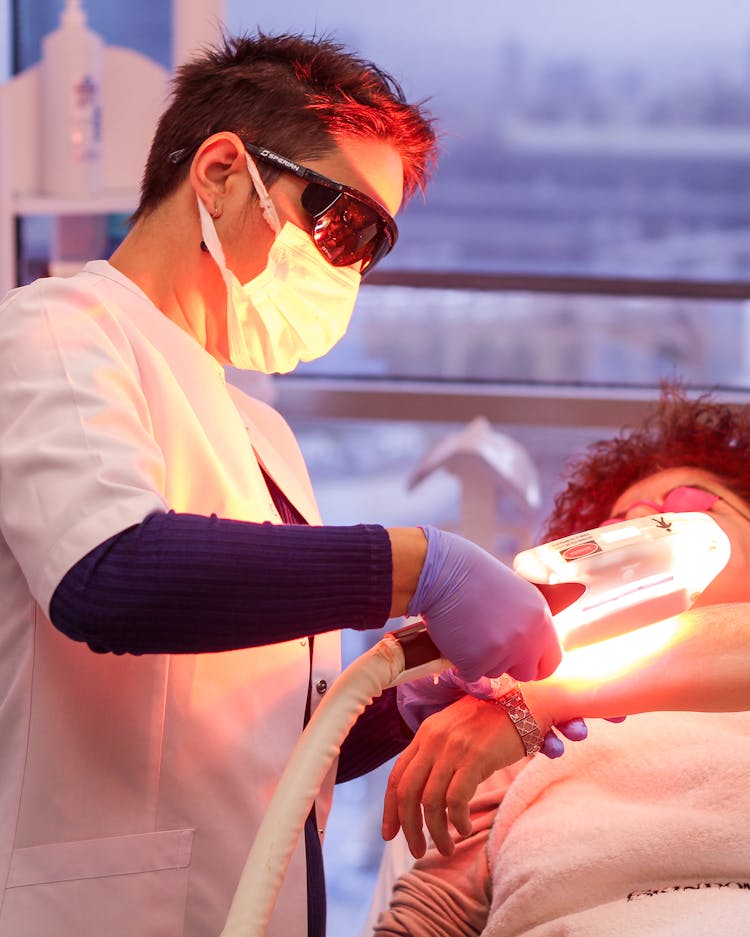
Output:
top-left (539, 718), bottom-right (588, 758)
top-left (408, 526), bottom-right (561, 683)
top-left (542, 716), bottom-right (627, 756)
top-left (397, 670), bottom-right (588, 759)
top-left (396, 671), bottom-right (466, 733)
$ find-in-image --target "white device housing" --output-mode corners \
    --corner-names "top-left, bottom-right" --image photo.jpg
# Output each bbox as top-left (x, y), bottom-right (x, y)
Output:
top-left (513, 512), bottom-right (730, 650)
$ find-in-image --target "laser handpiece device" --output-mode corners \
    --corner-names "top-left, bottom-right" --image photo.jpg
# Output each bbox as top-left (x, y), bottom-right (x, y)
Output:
top-left (513, 511), bottom-right (730, 651)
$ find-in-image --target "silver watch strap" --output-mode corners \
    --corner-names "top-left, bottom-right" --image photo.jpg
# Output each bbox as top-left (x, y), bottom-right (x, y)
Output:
top-left (494, 686), bottom-right (545, 755)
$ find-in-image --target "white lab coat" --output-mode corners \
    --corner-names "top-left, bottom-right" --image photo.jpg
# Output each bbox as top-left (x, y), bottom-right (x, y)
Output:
top-left (0, 261), bottom-right (341, 937)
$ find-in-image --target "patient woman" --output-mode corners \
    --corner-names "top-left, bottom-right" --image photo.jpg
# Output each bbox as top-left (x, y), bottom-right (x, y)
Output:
top-left (374, 388), bottom-right (750, 937)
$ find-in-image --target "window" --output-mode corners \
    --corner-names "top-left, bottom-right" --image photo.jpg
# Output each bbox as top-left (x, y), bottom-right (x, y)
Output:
top-left (229, 0), bottom-right (750, 280)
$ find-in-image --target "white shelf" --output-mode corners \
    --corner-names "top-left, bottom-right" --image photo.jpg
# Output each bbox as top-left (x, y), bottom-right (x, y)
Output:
top-left (0, 46), bottom-right (170, 296)
top-left (13, 191), bottom-right (138, 216)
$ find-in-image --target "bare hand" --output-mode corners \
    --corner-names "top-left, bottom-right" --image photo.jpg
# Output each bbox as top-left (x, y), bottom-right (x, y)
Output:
top-left (382, 695), bottom-right (530, 858)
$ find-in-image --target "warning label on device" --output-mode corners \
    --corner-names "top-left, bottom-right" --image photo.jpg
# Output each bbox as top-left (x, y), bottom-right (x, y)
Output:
top-left (560, 541), bottom-right (601, 561)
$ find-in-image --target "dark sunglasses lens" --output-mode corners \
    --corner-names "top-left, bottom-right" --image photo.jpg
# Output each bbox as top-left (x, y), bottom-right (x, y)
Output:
top-left (301, 182), bottom-right (340, 216)
top-left (302, 184), bottom-right (392, 273)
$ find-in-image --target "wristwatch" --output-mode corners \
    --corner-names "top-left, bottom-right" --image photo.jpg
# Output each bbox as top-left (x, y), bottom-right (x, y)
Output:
top-left (493, 684), bottom-right (545, 756)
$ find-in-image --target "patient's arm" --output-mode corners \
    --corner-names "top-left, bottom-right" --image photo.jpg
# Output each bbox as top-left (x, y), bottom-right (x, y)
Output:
top-left (372, 776), bottom-right (508, 937)
top-left (528, 602), bottom-right (750, 724)
top-left (384, 603), bottom-right (750, 857)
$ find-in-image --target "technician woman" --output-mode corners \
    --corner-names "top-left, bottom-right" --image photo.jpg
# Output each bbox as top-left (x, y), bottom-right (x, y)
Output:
top-left (0, 32), bottom-right (559, 937)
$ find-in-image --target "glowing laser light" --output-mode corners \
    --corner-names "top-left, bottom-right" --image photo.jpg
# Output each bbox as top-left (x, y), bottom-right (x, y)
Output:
top-left (553, 616), bottom-right (683, 686)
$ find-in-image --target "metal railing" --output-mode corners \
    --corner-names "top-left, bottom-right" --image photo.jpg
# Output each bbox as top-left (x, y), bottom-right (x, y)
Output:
top-left (276, 270), bottom-right (750, 429)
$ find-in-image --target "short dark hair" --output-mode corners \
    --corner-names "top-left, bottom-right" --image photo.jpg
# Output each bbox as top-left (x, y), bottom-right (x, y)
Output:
top-left (542, 384), bottom-right (750, 542)
top-left (131, 31), bottom-right (437, 223)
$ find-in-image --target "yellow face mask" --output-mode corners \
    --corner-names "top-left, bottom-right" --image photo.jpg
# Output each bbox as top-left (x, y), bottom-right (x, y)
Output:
top-left (197, 153), bottom-right (361, 374)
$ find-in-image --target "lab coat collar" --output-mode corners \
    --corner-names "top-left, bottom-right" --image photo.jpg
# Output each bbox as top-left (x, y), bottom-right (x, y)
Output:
top-left (83, 261), bottom-right (321, 525)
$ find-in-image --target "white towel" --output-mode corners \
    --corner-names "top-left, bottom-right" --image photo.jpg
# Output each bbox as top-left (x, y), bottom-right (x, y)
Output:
top-left (484, 710), bottom-right (750, 936)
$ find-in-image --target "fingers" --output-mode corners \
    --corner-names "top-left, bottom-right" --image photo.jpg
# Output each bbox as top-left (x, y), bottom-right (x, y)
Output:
top-left (381, 769), bottom-right (402, 843)
top-left (555, 717), bottom-right (588, 741)
top-left (534, 634), bottom-right (563, 680)
top-left (382, 696), bottom-right (527, 858)
top-left (422, 758), bottom-right (485, 854)
top-left (417, 529), bottom-right (566, 684)
top-left (456, 662), bottom-right (490, 683)
top-left (382, 742), bottom-right (430, 858)
top-left (420, 764), bottom-right (463, 857)
top-left (480, 661), bottom-right (512, 681)
top-left (503, 659), bottom-right (536, 682)
top-left (505, 627), bottom-right (563, 683)
top-left (444, 775), bottom-right (474, 841)
top-left (382, 737), bottom-right (473, 858)
top-left (540, 730), bottom-right (565, 758)
top-left (540, 716), bottom-right (591, 757)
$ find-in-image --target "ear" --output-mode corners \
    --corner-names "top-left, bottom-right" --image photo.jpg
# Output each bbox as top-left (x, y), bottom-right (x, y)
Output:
top-left (189, 132), bottom-right (247, 210)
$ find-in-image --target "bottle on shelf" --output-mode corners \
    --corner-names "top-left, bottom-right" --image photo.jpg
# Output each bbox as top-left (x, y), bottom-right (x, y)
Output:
top-left (39, 0), bottom-right (104, 196)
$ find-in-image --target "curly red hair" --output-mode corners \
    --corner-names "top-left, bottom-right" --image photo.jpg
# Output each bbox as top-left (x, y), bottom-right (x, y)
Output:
top-left (542, 386), bottom-right (750, 542)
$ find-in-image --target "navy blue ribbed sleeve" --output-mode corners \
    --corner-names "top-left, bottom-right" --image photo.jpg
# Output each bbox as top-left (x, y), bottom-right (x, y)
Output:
top-left (49, 510), bottom-right (393, 654)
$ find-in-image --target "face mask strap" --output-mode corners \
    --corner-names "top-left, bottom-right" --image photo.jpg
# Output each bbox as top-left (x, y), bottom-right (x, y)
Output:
top-left (245, 152), bottom-right (282, 235)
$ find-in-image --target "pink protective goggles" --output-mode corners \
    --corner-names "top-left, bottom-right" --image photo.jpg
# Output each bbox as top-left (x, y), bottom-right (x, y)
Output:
top-left (603, 485), bottom-right (720, 525)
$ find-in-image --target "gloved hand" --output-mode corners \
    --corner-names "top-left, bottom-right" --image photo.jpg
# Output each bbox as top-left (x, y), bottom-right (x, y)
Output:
top-left (540, 715), bottom-right (627, 756)
top-left (397, 670), bottom-right (588, 759)
top-left (408, 526), bottom-right (561, 683)
top-left (539, 718), bottom-right (588, 758)
top-left (396, 670), bottom-right (466, 733)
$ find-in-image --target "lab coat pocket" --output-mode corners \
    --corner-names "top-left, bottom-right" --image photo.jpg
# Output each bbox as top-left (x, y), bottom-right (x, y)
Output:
top-left (1, 828), bottom-right (194, 937)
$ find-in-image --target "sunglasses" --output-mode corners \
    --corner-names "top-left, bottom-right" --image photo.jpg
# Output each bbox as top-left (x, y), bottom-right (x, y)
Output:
top-left (603, 486), bottom-right (721, 525)
top-left (240, 142), bottom-right (398, 275)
